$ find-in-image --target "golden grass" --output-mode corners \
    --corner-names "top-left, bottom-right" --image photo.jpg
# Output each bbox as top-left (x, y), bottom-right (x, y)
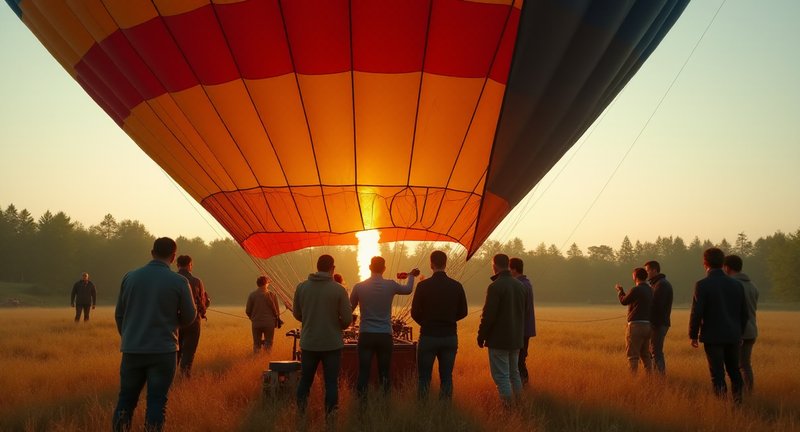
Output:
top-left (0, 306), bottom-right (797, 431)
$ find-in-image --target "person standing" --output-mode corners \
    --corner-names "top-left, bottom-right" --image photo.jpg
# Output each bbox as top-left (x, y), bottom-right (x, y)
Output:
top-left (615, 268), bottom-right (653, 374)
top-left (723, 254), bottom-right (759, 394)
top-left (293, 254), bottom-right (352, 416)
top-left (645, 260), bottom-right (673, 375)
top-left (350, 256), bottom-right (419, 400)
top-left (246, 275), bottom-right (281, 353)
top-left (509, 258), bottom-right (536, 385)
top-left (477, 254), bottom-right (526, 406)
top-left (71, 272), bottom-right (96, 322)
top-left (112, 237), bottom-right (196, 432)
top-left (689, 248), bottom-right (748, 403)
top-left (411, 250), bottom-right (468, 400)
top-left (176, 255), bottom-right (208, 378)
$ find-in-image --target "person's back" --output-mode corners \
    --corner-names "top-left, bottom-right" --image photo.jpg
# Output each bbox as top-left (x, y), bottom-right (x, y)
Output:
top-left (294, 272), bottom-right (352, 351)
top-left (113, 237), bottom-right (196, 432)
top-left (116, 261), bottom-right (196, 353)
top-left (293, 255), bottom-right (352, 417)
top-left (351, 275), bottom-right (413, 333)
top-left (479, 271), bottom-right (526, 350)
top-left (412, 271), bottom-right (467, 337)
top-left (691, 269), bottom-right (746, 345)
top-left (731, 273), bottom-right (758, 340)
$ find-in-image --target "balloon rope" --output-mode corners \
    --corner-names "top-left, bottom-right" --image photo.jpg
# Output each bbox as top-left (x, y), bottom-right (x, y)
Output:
top-left (559, 0), bottom-right (729, 251)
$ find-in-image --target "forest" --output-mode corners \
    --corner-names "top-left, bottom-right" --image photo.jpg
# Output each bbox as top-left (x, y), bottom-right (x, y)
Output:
top-left (1, 203), bottom-right (798, 306)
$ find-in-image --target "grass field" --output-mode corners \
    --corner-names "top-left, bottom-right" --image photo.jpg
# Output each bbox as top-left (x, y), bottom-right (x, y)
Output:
top-left (0, 306), bottom-right (797, 431)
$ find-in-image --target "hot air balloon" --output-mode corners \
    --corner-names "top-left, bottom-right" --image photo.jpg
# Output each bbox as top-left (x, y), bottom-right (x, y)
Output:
top-left (6, 0), bottom-right (689, 291)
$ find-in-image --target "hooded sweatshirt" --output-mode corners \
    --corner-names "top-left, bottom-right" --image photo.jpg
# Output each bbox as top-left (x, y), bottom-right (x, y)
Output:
top-left (293, 272), bottom-right (352, 351)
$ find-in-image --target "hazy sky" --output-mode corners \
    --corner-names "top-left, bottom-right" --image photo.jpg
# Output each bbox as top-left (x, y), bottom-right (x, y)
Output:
top-left (1, 0), bottom-right (798, 254)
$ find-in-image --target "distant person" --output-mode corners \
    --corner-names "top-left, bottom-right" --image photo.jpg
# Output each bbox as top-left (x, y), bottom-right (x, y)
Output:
top-left (293, 254), bottom-right (353, 416)
top-left (112, 237), bottom-right (196, 432)
top-left (350, 256), bottom-right (419, 400)
top-left (246, 275), bottom-right (282, 353)
top-left (645, 260), bottom-right (673, 375)
top-left (477, 254), bottom-right (526, 406)
top-left (411, 250), bottom-right (468, 400)
top-left (333, 273), bottom-right (345, 286)
top-left (176, 255), bottom-right (209, 378)
top-left (689, 248), bottom-right (748, 403)
top-left (723, 254), bottom-right (758, 394)
top-left (615, 267), bottom-right (653, 374)
top-left (71, 272), bottom-right (96, 322)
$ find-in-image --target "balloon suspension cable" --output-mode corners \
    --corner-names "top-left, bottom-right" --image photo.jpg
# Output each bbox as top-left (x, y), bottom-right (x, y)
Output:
top-left (560, 0), bottom-right (728, 251)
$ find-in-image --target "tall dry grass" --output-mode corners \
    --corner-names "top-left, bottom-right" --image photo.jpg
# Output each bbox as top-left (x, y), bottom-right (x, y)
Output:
top-left (0, 306), bottom-right (797, 431)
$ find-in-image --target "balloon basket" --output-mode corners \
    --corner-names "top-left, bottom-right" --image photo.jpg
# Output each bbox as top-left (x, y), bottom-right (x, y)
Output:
top-left (262, 360), bottom-right (301, 399)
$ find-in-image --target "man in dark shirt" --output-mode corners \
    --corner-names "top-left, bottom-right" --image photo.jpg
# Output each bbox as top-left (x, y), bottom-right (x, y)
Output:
top-left (510, 258), bottom-right (536, 385)
top-left (246, 275), bottom-right (281, 353)
top-left (176, 255), bottom-right (208, 378)
top-left (477, 254), bottom-right (526, 405)
top-left (689, 248), bottom-right (748, 403)
top-left (70, 272), bottom-right (96, 322)
top-left (411, 250), bottom-right (468, 400)
top-left (645, 260), bottom-right (673, 375)
top-left (615, 267), bottom-right (653, 374)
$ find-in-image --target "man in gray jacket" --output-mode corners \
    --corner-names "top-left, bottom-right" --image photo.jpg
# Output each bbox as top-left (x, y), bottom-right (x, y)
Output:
top-left (246, 275), bottom-right (281, 353)
top-left (293, 254), bottom-right (352, 416)
top-left (112, 237), bottom-right (196, 432)
top-left (724, 254), bottom-right (758, 394)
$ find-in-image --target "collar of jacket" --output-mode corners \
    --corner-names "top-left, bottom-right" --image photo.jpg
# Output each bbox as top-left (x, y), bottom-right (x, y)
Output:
top-left (147, 260), bottom-right (170, 269)
top-left (177, 268), bottom-right (192, 277)
top-left (491, 270), bottom-right (512, 281)
top-left (648, 273), bottom-right (666, 284)
top-left (732, 272), bottom-right (751, 282)
top-left (707, 268), bottom-right (725, 276)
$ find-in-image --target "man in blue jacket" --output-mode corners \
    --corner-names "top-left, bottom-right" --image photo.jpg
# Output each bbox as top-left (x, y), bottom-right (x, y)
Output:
top-left (112, 237), bottom-right (196, 432)
top-left (689, 248), bottom-right (748, 403)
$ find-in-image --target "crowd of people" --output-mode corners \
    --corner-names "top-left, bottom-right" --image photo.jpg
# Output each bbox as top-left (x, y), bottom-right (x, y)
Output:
top-left (87, 237), bottom-right (757, 431)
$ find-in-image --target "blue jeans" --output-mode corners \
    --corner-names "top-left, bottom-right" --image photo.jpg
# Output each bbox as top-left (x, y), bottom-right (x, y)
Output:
top-left (740, 338), bottom-right (755, 393)
top-left (296, 349), bottom-right (341, 414)
top-left (356, 332), bottom-right (393, 398)
top-left (650, 325), bottom-right (669, 375)
top-left (113, 352), bottom-right (177, 432)
top-left (488, 348), bottom-right (522, 403)
top-left (417, 335), bottom-right (458, 400)
top-left (703, 343), bottom-right (743, 403)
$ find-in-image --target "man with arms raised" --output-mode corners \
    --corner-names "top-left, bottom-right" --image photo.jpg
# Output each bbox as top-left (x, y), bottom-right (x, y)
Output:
top-left (350, 256), bottom-right (419, 400)
top-left (411, 250), bottom-right (468, 400)
top-left (113, 237), bottom-right (196, 432)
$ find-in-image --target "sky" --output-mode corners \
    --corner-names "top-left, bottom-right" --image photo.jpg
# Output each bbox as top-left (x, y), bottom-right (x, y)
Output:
top-left (1, 0), bottom-right (798, 255)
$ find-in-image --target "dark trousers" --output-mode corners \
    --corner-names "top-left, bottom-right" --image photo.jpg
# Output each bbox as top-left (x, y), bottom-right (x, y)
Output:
top-left (296, 348), bottom-right (342, 414)
top-left (113, 352), bottom-right (177, 432)
top-left (703, 343), bottom-right (744, 403)
top-left (74, 304), bottom-right (91, 322)
top-left (417, 335), bottom-right (458, 399)
top-left (740, 338), bottom-right (756, 393)
top-left (650, 325), bottom-right (669, 375)
top-left (517, 337), bottom-right (530, 384)
top-left (356, 332), bottom-right (393, 398)
top-left (177, 320), bottom-right (200, 377)
top-left (252, 323), bottom-right (276, 353)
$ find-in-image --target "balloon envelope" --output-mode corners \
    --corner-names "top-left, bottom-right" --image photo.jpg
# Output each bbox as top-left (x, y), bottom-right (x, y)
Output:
top-left (7, 0), bottom-right (689, 258)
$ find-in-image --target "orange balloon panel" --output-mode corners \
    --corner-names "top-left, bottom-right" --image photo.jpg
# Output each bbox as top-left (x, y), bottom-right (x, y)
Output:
top-left (10, 0), bottom-right (689, 259)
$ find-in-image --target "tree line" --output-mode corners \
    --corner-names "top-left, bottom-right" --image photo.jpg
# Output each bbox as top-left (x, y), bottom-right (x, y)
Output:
top-left (1, 203), bottom-right (798, 306)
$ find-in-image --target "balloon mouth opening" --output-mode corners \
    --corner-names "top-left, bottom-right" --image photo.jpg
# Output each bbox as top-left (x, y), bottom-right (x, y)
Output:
top-left (355, 230), bottom-right (381, 281)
